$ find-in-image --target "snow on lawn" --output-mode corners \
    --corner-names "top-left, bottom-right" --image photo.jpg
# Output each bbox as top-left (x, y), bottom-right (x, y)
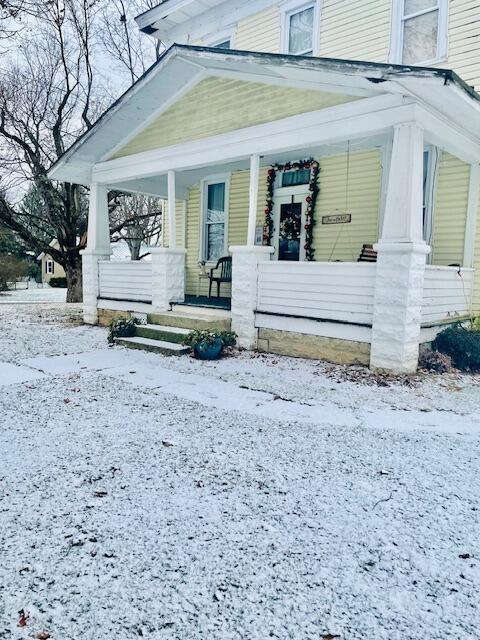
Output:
top-left (0, 303), bottom-right (105, 363)
top-left (0, 285), bottom-right (67, 304)
top-left (0, 304), bottom-right (479, 639)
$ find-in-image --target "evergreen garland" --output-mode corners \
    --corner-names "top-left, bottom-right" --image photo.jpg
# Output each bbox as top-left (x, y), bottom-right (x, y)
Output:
top-left (263, 158), bottom-right (320, 261)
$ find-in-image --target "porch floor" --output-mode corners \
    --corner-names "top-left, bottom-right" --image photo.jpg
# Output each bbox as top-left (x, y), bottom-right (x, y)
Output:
top-left (183, 294), bottom-right (231, 310)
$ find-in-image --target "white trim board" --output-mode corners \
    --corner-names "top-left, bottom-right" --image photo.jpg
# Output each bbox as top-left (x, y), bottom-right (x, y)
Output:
top-left (255, 312), bottom-right (372, 343)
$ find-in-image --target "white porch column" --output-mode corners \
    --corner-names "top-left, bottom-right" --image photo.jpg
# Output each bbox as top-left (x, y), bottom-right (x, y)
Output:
top-left (370, 123), bottom-right (430, 373)
top-left (247, 154), bottom-right (260, 246)
top-left (168, 170), bottom-right (176, 249)
top-left (81, 183), bottom-right (112, 325)
top-left (230, 245), bottom-right (273, 349)
top-left (150, 247), bottom-right (186, 313)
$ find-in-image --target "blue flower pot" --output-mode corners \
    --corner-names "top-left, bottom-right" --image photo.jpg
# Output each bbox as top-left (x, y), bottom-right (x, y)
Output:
top-left (194, 337), bottom-right (223, 360)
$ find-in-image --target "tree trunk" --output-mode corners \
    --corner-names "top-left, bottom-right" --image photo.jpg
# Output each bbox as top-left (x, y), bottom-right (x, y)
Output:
top-left (64, 253), bottom-right (83, 303)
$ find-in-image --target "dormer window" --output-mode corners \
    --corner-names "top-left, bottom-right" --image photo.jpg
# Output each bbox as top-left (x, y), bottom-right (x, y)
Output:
top-left (282, 1), bottom-right (317, 56)
top-left (391, 0), bottom-right (448, 65)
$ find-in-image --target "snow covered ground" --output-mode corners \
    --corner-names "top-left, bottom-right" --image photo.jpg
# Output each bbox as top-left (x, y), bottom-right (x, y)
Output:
top-left (0, 285), bottom-right (67, 305)
top-left (0, 303), bottom-right (479, 640)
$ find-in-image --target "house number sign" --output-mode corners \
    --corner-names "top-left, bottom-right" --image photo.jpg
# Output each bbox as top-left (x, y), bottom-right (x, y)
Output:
top-left (321, 214), bottom-right (351, 225)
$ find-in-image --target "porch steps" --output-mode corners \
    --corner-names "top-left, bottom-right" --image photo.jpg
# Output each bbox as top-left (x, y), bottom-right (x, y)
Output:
top-left (148, 310), bottom-right (231, 332)
top-left (136, 323), bottom-right (189, 344)
top-left (115, 336), bottom-right (191, 356)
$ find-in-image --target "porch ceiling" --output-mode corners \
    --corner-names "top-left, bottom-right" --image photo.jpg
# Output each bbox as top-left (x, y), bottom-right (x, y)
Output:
top-left (48, 45), bottom-right (480, 186)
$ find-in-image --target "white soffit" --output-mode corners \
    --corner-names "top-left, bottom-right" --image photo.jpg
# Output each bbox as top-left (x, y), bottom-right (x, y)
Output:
top-left (136, 0), bottom-right (227, 35)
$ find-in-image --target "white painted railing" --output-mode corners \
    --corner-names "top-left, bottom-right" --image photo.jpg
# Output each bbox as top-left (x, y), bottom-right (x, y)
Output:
top-left (98, 261), bottom-right (152, 303)
top-left (421, 265), bottom-right (474, 324)
top-left (256, 261), bottom-right (376, 325)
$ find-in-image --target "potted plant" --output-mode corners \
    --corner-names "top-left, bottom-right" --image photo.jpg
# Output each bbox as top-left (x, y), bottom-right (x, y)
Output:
top-left (108, 316), bottom-right (141, 344)
top-left (183, 329), bottom-right (237, 360)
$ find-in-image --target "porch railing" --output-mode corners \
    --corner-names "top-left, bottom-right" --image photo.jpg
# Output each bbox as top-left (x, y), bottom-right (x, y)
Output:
top-left (256, 261), bottom-right (376, 325)
top-left (421, 265), bottom-right (474, 324)
top-left (98, 260), bottom-right (152, 303)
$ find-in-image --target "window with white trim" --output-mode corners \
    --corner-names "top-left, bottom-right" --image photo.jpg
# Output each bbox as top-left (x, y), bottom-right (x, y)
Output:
top-left (202, 180), bottom-right (227, 262)
top-left (46, 259), bottom-right (54, 274)
top-left (283, 2), bottom-right (316, 56)
top-left (391, 0), bottom-right (448, 65)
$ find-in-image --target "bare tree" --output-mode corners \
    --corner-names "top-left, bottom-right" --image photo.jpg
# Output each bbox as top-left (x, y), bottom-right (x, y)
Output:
top-left (110, 193), bottom-right (162, 260)
top-left (99, 0), bottom-right (162, 85)
top-left (0, 0), bottom-right (163, 302)
top-left (0, 0), bottom-right (102, 301)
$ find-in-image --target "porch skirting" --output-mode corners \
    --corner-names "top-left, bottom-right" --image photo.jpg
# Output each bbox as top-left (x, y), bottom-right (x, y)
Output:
top-left (257, 327), bottom-right (370, 365)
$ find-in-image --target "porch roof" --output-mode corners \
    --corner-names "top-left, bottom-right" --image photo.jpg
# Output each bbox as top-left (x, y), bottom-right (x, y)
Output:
top-left (48, 44), bottom-right (480, 187)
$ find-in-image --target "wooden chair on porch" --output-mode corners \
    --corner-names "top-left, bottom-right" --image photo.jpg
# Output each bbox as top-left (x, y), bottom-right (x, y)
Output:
top-left (208, 256), bottom-right (232, 298)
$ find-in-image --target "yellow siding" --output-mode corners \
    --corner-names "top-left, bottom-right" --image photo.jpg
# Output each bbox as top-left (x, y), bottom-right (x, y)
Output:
top-left (112, 78), bottom-right (358, 159)
top-left (313, 150), bottom-right (382, 261)
top-left (431, 153), bottom-right (469, 266)
top-left (472, 188), bottom-right (480, 314)
top-left (162, 199), bottom-right (185, 249)
top-left (233, 1), bottom-right (480, 89)
top-left (442, 0), bottom-right (480, 91)
top-left (319, 0), bottom-right (391, 62)
top-left (185, 186), bottom-right (202, 295)
top-left (235, 6), bottom-right (280, 52)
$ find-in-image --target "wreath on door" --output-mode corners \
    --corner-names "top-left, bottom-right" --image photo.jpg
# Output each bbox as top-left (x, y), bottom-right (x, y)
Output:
top-left (263, 158), bottom-right (320, 261)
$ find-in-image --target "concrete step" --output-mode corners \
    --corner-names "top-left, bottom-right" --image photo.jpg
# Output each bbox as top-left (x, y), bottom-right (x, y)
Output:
top-left (116, 336), bottom-right (191, 356)
top-left (147, 311), bottom-right (231, 331)
top-left (136, 323), bottom-right (189, 344)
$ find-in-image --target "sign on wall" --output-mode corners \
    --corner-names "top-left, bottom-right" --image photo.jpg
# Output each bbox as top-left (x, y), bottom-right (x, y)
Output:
top-left (321, 214), bottom-right (352, 225)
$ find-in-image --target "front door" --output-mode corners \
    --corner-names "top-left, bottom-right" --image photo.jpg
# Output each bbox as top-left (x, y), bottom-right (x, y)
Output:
top-left (272, 189), bottom-right (308, 261)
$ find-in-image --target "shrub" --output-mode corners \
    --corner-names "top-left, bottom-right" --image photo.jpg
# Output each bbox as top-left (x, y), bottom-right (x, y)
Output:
top-left (418, 350), bottom-right (453, 374)
top-left (49, 277), bottom-right (67, 288)
top-left (183, 329), bottom-right (237, 349)
top-left (108, 316), bottom-right (140, 344)
top-left (433, 325), bottom-right (480, 372)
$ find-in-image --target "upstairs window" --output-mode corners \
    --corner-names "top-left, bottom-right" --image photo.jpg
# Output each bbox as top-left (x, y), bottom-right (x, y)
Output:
top-left (391, 0), bottom-right (448, 65)
top-left (282, 2), bottom-right (317, 56)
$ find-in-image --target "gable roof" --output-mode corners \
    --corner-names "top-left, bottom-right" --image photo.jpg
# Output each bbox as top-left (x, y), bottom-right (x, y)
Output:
top-left (48, 44), bottom-right (480, 186)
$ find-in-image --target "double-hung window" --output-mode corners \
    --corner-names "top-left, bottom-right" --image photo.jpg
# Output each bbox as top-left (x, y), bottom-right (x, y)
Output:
top-left (202, 180), bottom-right (227, 262)
top-left (46, 260), bottom-right (54, 274)
top-left (391, 0), bottom-right (448, 65)
top-left (283, 1), bottom-right (316, 56)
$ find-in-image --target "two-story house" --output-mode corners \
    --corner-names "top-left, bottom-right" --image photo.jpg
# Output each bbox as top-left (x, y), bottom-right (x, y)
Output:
top-left (49, 0), bottom-right (480, 373)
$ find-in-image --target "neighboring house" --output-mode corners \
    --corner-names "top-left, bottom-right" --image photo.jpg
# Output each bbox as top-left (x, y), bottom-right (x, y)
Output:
top-left (37, 240), bottom-right (150, 284)
top-left (37, 241), bottom-right (66, 285)
top-left (49, 0), bottom-right (480, 373)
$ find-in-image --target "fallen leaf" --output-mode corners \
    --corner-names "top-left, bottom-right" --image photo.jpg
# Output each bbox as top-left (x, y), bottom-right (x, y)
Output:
top-left (162, 441), bottom-right (174, 447)
top-left (63, 398), bottom-right (71, 404)
top-left (459, 553), bottom-right (472, 559)
top-left (94, 490), bottom-right (108, 498)
top-left (36, 631), bottom-right (51, 639)
top-left (322, 634), bottom-right (341, 640)
top-left (18, 609), bottom-right (28, 627)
